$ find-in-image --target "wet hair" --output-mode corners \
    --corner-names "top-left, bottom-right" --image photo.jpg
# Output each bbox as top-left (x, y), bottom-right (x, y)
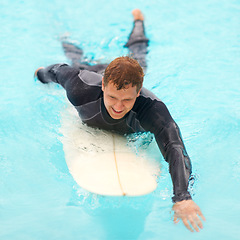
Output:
top-left (103, 56), bottom-right (144, 92)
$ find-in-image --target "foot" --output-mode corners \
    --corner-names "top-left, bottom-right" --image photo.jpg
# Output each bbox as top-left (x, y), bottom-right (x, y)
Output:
top-left (132, 9), bottom-right (144, 21)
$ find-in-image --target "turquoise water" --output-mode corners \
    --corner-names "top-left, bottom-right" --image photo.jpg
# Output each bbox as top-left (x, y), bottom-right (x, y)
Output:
top-left (1, 0), bottom-right (240, 239)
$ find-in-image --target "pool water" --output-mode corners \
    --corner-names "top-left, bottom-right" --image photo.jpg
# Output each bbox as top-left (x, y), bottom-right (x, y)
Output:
top-left (1, 0), bottom-right (240, 239)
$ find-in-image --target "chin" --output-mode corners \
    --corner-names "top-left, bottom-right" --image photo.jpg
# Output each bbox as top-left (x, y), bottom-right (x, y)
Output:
top-left (110, 113), bottom-right (125, 119)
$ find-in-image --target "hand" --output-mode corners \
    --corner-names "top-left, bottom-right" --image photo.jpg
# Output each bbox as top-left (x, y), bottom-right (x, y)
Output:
top-left (172, 200), bottom-right (206, 232)
top-left (34, 67), bottom-right (44, 78)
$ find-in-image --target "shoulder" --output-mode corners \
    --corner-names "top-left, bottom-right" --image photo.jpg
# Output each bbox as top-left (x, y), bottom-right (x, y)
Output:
top-left (134, 88), bottom-right (174, 128)
top-left (139, 87), bottom-right (160, 101)
top-left (78, 70), bottom-right (102, 87)
top-left (135, 87), bottom-right (163, 109)
top-left (67, 70), bottom-right (103, 106)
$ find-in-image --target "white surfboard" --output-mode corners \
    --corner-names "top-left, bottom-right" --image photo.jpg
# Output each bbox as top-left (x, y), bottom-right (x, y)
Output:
top-left (60, 106), bottom-right (160, 196)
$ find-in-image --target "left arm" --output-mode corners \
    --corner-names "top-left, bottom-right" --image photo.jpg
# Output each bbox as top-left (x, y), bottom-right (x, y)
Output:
top-left (139, 99), bottom-right (205, 231)
top-left (154, 120), bottom-right (192, 202)
top-left (139, 100), bottom-right (192, 201)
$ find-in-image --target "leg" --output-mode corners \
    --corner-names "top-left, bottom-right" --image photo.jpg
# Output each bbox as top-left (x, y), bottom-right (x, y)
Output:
top-left (62, 42), bottom-right (84, 66)
top-left (125, 9), bottom-right (149, 73)
top-left (61, 9), bottom-right (148, 74)
top-left (61, 40), bottom-right (108, 75)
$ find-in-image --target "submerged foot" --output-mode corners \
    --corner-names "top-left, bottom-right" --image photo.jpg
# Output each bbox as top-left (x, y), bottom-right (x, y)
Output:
top-left (59, 33), bottom-right (84, 63)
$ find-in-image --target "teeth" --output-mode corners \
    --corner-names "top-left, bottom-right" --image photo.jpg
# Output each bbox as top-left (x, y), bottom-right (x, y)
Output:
top-left (113, 108), bottom-right (122, 113)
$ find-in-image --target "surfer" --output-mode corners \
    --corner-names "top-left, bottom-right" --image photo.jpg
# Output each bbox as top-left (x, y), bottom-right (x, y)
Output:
top-left (34, 9), bottom-right (205, 232)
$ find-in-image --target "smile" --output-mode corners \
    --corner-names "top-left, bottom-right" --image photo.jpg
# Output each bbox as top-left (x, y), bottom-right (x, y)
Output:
top-left (112, 108), bottom-right (123, 114)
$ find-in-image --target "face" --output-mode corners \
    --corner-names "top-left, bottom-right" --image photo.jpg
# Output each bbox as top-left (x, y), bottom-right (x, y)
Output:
top-left (102, 79), bottom-right (141, 119)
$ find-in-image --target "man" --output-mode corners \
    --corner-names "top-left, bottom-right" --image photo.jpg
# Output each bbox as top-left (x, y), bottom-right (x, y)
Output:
top-left (35, 9), bottom-right (205, 232)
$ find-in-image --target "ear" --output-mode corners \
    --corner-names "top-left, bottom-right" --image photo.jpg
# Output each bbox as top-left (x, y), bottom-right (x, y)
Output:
top-left (102, 77), bottom-right (105, 91)
top-left (137, 87), bottom-right (142, 97)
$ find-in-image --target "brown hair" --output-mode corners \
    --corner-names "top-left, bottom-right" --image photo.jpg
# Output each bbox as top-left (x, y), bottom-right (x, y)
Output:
top-left (103, 56), bottom-right (144, 92)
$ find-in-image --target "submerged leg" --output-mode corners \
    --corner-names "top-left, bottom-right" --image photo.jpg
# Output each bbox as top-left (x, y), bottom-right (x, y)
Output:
top-left (61, 9), bottom-right (149, 74)
top-left (125, 9), bottom-right (149, 73)
top-left (61, 40), bottom-right (108, 75)
top-left (62, 41), bottom-right (84, 67)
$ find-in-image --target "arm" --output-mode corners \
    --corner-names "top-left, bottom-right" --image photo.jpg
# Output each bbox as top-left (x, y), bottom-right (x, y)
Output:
top-left (139, 99), bottom-right (205, 231)
top-left (156, 118), bottom-right (206, 232)
top-left (155, 121), bottom-right (192, 202)
top-left (34, 63), bottom-right (78, 87)
top-left (34, 64), bottom-right (87, 107)
top-left (138, 99), bottom-right (191, 201)
top-left (35, 64), bottom-right (103, 110)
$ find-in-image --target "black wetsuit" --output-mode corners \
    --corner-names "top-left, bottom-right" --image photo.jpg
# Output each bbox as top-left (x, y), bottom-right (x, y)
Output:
top-left (36, 20), bottom-right (192, 203)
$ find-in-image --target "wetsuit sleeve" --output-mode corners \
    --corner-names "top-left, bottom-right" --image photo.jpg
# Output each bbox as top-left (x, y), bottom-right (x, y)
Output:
top-left (36, 64), bottom-right (93, 107)
top-left (139, 100), bottom-right (192, 202)
top-left (36, 64), bottom-right (77, 86)
top-left (158, 121), bottom-right (192, 203)
top-left (124, 20), bottom-right (149, 73)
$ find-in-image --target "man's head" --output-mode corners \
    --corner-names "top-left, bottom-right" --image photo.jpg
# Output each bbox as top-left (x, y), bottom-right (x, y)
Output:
top-left (102, 56), bottom-right (144, 119)
top-left (103, 56), bottom-right (144, 92)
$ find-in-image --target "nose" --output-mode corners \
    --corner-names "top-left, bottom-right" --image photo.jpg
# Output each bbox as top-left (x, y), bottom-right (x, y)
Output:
top-left (114, 100), bottom-right (124, 111)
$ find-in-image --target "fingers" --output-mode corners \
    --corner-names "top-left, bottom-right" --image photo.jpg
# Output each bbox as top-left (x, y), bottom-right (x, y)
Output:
top-left (197, 209), bottom-right (206, 221)
top-left (173, 215), bottom-right (180, 224)
top-left (188, 216), bottom-right (200, 232)
top-left (183, 214), bottom-right (204, 232)
top-left (194, 215), bottom-right (203, 229)
top-left (182, 218), bottom-right (194, 232)
top-left (34, 67), bottom-right (44, 77)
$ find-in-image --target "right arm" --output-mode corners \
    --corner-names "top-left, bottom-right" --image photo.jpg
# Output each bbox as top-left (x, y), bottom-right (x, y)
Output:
top-left (34, 64), bottom-right (85, 106)
top-left (34, 64), bottom-right (78, 87)
top-left (34, 64), bottom-right (102, 108)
